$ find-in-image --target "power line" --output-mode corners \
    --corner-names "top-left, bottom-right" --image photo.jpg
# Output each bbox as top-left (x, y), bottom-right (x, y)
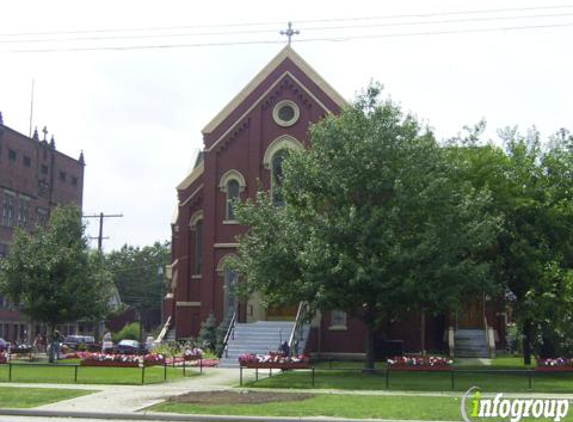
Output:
top-left (1, 4), bottom-right (572, 37)
top-left (2, 11), bottom-right (572, 45)
top-left (3, 21), bottom-right (572, 54)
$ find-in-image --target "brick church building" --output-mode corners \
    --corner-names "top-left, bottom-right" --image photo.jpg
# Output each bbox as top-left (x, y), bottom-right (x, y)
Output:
top-left (165, 46), bottom-right (506, 358)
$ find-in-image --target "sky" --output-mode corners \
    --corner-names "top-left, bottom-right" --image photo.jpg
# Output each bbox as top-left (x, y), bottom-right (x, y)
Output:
top-left (0, 0), bottom-right (571, 252)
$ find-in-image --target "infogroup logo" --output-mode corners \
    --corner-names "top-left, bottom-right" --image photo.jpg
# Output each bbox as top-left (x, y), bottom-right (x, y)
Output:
top-left (461, 387), bottom-right (570, 422)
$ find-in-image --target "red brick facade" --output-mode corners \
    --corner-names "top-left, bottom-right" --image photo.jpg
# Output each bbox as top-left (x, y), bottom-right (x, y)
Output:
top-left (0, 119), bottom-right (84, 342)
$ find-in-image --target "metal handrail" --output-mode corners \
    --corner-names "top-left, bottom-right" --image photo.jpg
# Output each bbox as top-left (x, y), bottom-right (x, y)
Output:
top-left (222, 311), bottom-right (237, 358)
top-left (154, 316), bottom-right (172, 343)
top-left (288, 301), bottom-right (306, 355)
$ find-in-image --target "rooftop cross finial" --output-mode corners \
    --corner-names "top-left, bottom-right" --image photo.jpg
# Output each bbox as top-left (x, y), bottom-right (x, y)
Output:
top-left (42, 126), bottom-right (48, 142)
top-left (280, 22), bottom-right (299, 46)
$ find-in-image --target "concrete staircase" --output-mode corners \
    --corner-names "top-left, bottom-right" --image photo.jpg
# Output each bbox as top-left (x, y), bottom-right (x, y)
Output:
top-left (454, 329), bottom-right (489, 358)
top-left (219, 321), bottom-right (309, 367)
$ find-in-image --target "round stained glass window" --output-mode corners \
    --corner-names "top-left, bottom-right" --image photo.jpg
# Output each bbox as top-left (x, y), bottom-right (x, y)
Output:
top-left (273, 100), bottom-right (300, 127)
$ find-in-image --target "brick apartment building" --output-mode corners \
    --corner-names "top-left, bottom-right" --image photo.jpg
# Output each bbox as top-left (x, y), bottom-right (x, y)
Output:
top-left (0, 112), bottom-right (85, 343)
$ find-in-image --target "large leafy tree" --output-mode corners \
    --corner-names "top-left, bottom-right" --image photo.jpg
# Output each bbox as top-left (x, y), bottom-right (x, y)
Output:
top-left (447, 126), bottom-right (573, 364)
top-left (0, 205), bottom-right (113, 356)
top-left (105, 241), bottom-right (170, 327)
top-left (233, 86), bottom-right (499, 369)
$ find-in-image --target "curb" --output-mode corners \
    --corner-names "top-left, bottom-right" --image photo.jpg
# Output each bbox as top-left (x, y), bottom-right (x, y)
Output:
top-left (0, 409), bottom-right (458, 422)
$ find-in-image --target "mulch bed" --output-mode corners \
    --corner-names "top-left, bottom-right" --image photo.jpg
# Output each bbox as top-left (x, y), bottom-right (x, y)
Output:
top-left (168, 390), bottom-right (315, 405)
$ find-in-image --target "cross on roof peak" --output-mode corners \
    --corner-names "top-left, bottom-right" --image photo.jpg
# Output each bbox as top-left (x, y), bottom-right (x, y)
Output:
top-left (280, 22), bottom-right (299, 46)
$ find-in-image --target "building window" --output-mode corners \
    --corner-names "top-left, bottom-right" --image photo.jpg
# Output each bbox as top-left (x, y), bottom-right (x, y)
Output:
top-left (2, 193), bottom-right (15, 227)
top-left (8, 149), bottom-right (16, 163)
top-left (271, 150), bottom-right (287, 206)
top-left (37, 208), bottom-right (48, 226)
top-left (18, 199), bottom-right (29, 229)
top-left (273, 100), bottom-right (300, 127)
top-left (226, 179), bottom-right (240, 220)
top-left (194, 219), bottom-right (203, 275)
top-left (59, 171), bottom-right (67, 182)
top-left (23, 156), bottom-right (31, 167)
top-left (330, 310), bottom-right (347, 330)
top-left (71, 176), bottom-right (78, 186)
top-left (41, 164), bottom-right (48, 175)
top-left (0, 243), bottom-right (9, 258)
top-left (223, 268), bottom-right (238, 319)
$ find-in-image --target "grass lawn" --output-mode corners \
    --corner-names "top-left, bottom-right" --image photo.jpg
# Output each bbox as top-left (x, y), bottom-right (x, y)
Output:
top-left (151, 394), bottom-right (467, 420)
top-left (244, 367), bottom-right (573, 393)
top-left (0, 386), bottom-right (96, 408)
top-left (0, 364), bottom-right (199, 385)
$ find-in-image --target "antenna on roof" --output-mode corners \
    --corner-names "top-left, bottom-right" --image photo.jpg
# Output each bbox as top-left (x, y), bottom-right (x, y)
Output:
top-left (28, 79), bottom-right (35, 138)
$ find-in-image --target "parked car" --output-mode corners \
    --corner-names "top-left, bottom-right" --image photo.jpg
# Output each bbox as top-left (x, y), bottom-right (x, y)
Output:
top-left (63, 335), bottom-right (96, 351)
top-left (0, 337), bottom-right (10, 352)
top-left (113, 339), bottom-right (147, 355)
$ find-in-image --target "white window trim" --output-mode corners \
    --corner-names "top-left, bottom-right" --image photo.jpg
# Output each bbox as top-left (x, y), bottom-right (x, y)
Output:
top-left (189, 210), bottom-right (204, 230)
top-left (218, 169), bottom-right (246, 192)
top-left (273, 99), bottom-right (300, 127)
top-left (329, 310), bottom-right (348, 331)
top-left (263, 135), bottom-right (303, 169)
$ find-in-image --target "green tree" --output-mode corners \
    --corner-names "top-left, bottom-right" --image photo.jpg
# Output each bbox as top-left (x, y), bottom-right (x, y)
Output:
top-left (233, 85), bottom-right (499, 369)
top-left (0, 205), bottom-right (113, 361)
top-left (447, 126), bottom-right (573, 364)
top-left (105, 241), bottom-right (170, 327)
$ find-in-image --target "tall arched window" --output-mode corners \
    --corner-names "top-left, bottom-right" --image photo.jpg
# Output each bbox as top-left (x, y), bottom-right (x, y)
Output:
top-left (271, 150), bottom-right (287, 206)
top-left (219, 169), bottom-right (246, 223)
top-left (226, 179), bottom-right (240, 220)
top-left (263, 135), bottom-right (303, 207)
top-left (194, 219), bottom-right (203, 275)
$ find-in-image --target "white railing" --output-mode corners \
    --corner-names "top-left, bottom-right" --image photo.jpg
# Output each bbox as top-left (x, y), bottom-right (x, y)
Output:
top-left (154, 316), bottom-right (172, 343)
top-left (288, 302), bottom-right (307, 356)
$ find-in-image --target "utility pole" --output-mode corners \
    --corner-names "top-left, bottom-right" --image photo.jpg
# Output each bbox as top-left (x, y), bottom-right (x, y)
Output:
top-left (83, 212), bottom-right (123, 252)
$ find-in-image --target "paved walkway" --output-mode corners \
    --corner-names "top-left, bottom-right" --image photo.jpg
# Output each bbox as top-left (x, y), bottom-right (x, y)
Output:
top-left (1, 368), bottom-right (246, 413)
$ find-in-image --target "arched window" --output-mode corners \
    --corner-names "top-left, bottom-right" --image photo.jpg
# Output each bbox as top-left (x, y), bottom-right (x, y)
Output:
top-left (189, 211), bottom-right (204, 276)
top-left (226, 179), bottom-right (240, 220)
top-left (263, 135), bottom-right (303, 207)
top-left (271, 150), bottom-right (287, 206)
top-left (194, 219), bottom-right (203, 275)
top-left (219, 169), bottom-right (246, 223)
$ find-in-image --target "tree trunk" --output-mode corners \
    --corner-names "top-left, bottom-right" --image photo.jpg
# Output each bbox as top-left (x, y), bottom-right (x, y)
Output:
top-left (364, 322), bottom-right (376, 372)
top-left (523, 320), bottom-right (532, 366)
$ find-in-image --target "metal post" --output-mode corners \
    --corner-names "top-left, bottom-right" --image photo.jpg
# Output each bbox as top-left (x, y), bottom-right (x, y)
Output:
top-left (8, 363), bottom-right (12, 382)
top-left (164, 363), bottom-right (167, 381)
top-left (200, 357), bottom-right (203, 374)
top-left (386, 367), bottom-right (390, 388)
top-left (312, 367), bottom-right (315, 387)
top-left (183, 360), bottom-right (186, 377)
top-left (256, 368), bottom-right (259, 381)
top-left (528, 370), bottom-right (532, 390)
top-left (450, 370), bottom-right (454, 390)
top-left (141, 366), bottom-right (145, 385)
top-left (74, 365), bottom-right (78, 383)
top-left (269, 368), bottom-right (272, 377)
top-left (240, 366), bottom-right (243, 386)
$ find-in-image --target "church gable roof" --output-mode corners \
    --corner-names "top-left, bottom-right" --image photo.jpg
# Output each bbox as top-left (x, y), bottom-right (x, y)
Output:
top-left (202, 46), bottom-right (347, 137)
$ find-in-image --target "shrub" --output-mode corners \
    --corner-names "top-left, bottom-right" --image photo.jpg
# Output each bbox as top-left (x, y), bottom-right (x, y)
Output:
top-left (112, 322), bottom-right (141, 343)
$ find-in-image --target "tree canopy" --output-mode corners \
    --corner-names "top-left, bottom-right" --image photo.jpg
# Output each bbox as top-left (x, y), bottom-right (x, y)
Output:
top-left (0, 205), bottom-right (114, 331)
top-left (233, 85), bottom-right (500, 368)
top-left (105, 241), bottom-right (170, 327)
top-left (447, 125), bottom-right (573, 363)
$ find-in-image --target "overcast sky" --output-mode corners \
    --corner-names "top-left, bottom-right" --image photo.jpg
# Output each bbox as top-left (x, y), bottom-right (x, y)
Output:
top-left (1, 0), bottom-right (571, 252)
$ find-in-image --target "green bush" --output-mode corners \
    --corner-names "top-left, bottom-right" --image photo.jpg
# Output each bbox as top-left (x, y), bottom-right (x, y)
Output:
top-left (111, 322), bottom-right (141, 343)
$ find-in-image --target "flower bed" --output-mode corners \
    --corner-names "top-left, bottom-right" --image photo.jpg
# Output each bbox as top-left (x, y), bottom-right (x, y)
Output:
top-left (387, 356), bottom-right (452, 371)
top-left (10, 345), bottom-right (33, 355)
top-left (183, 347), bottom-right (203, 361)
top-left (79, 352), bottom-right (165, 367)
top-left (536, 358), bottom-right (573, 372)
top-left (0, 352), bottom-right (7, 364)
top-left (239, 353), bottom-right (309, 369)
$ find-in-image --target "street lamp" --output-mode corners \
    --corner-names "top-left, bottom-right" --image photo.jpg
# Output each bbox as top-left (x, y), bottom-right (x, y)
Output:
top-left (158, 265), bottom-right (164, 325)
